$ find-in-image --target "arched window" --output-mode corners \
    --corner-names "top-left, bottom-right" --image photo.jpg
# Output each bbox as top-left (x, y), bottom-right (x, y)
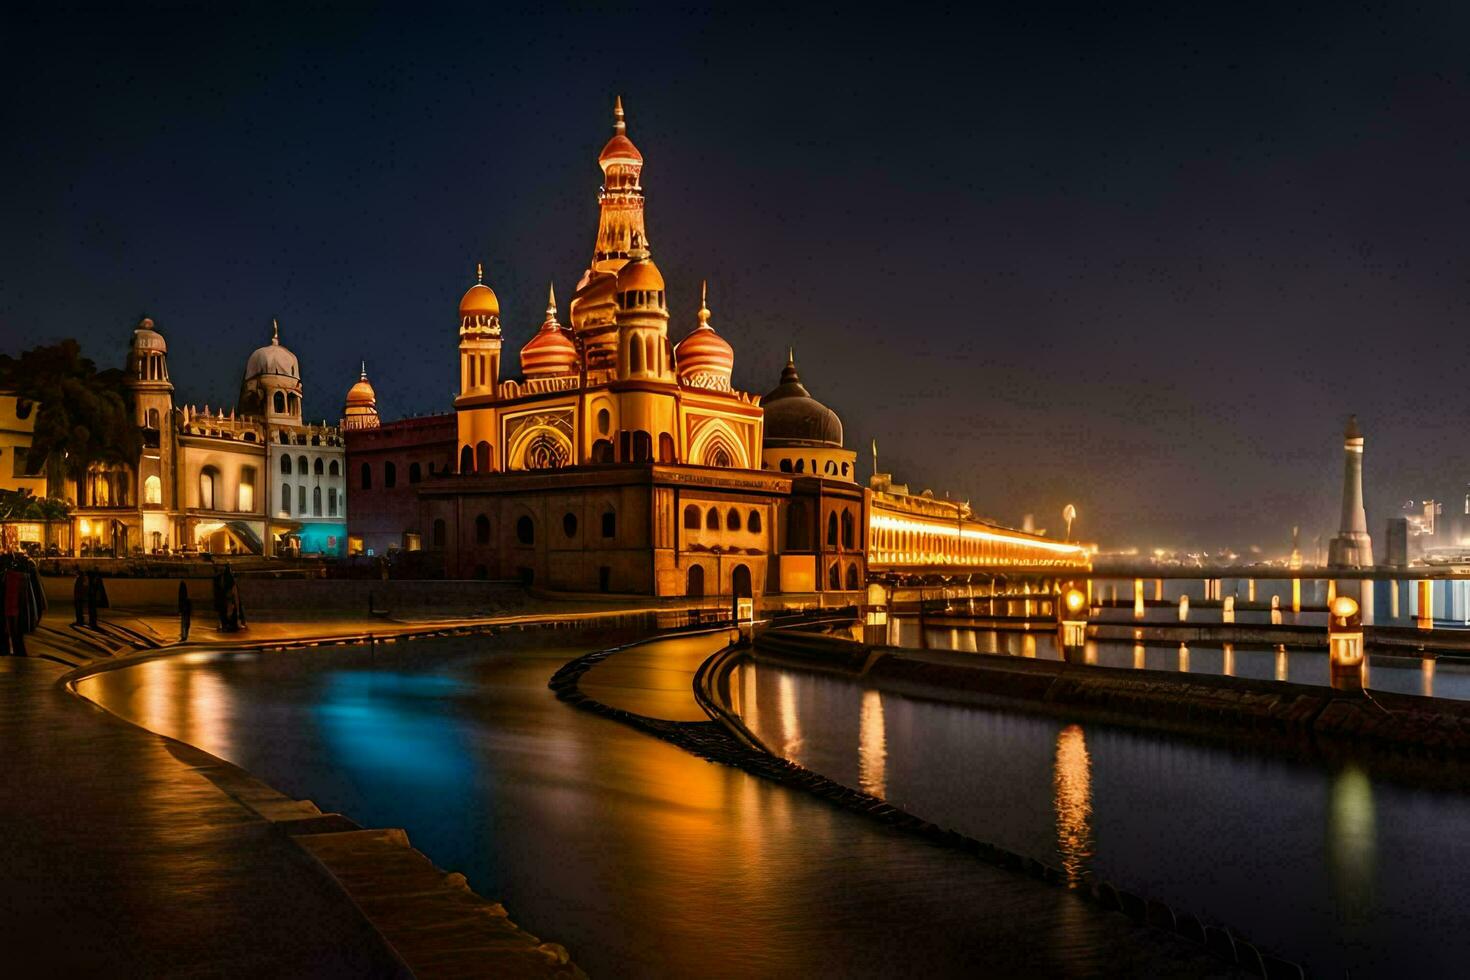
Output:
top-left (238, 466), bottom-right (256, 511)
top-left (460, 445), bottom-right (474, 474)
top-left (779, 458), bottom-right (792, 472)
top-left (516, 515), bottom-right (534, 545)
top-left (288, 393), bottom-right (299, 415)
top-left (709, 445), bottom-right (732, 468)
top-left (596, 408), bottom-right (611, 434)
top-left (328, 487), bottom-right (337, 516)
top-left (329, 459), bottom-right (339, 477)
top-left (727, 508), bottom-right (741, 531)
top-left (475, 514), bottom-right (490, 544)
top-left (273, 391), bottom-right (286, 413)
top-left (147, 408), bottom-right (160, 429)
top-left (297, 455), bottom-right (308, 475)
top-left (433, 518), bottom-right (447, 548)
top-left (143, 475), bottom-right (161, 505)
top-left (827, 511), bottom-right (839, 547)
top-left (828, 563), bottom-right (841, 590)
top-left (313, 486), bottom-right (322, 516)
top-left (563, 513), bottom-right (578, 538)
top-left (476, 441), bottom-right (492, 473)
top-left (686, 564), bottom-right (705, 598)
top-left (748, 510), bottom-right (762, 533)
top-left (298, 485), bottom-right (306, 514)
top-left (630, 338), bottom-right (644, 373)
top-left (632, 430), bottom-right (653, 462)
top-left (846, 564), bottom-right (860, 590)
top-left (732, 564), bottom-right (752, 598)
top-left (280, 455), bottom-right (292, 475)
top-left (313, 457), bottom-right (324, 476)
top-left (409, 462), bottom-right (422, 483)
top-left (602, 510), bottom-right (616, 538)
top-left (384, 462), bottom-right (396, 488)
top-left (706, 507), bottom-right (720, 530)
top-left (198, 468), bottom-right (217, 510)
top-left (281, 483), bottom-right (291, 515)
top-left (794, 458), bottom-right (805, 473)
top-left (360, 463), bottom-right (372, 489)
top-left (684, 505), bottom-right (700, 529)
top-left (592, 439), bottom-right (615, 463)
top-left (841, 510), bottom-right (855, 549)
top-left (658, 432), bottom-right (675, 463)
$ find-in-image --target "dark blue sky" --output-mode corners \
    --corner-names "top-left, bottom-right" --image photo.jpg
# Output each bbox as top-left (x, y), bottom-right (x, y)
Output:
top-left (5, 2), bottom-right (1470, 550)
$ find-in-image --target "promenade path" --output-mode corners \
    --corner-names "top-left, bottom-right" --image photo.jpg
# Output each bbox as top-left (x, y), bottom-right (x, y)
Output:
top-left (0, 655), bottom-right (406, 977)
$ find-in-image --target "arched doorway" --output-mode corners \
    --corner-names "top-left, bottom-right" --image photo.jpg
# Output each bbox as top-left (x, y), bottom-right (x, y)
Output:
top-left (686, 564), bottom-right (705, 598)
top-left (731, 564), bottom-right (752, 598)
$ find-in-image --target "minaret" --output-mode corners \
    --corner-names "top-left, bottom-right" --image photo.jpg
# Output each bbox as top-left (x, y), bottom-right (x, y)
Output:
top-left (1328, 415), bottom-right (1374, 568)
top-left (592, 96), bottom-right (646, 274)
top-left (456, 262), bottom-right (503, 400)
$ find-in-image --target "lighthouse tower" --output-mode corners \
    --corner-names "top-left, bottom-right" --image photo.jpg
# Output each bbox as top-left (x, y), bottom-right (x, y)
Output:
top-left (1328, 415), bottom-right (1374, 569)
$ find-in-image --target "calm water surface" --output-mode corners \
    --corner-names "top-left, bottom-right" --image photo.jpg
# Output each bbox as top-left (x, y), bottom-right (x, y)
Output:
top-left (733, 659), bottom-right (1470, 976)
top-left (76, 627), bottom-right (1219, 978)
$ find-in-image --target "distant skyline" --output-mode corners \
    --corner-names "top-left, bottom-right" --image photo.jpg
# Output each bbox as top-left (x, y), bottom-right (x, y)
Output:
top-left (6, 2), bottom-right (1470, 549)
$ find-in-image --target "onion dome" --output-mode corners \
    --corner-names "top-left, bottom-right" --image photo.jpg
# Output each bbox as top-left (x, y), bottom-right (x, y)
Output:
top-left (343, 362), bottom-right (380, 429)
top-left (244, 318), bottom-right (300, 380)
top-left (615, 235), bottom-right (664, 301)
top-left (520, 283), bottom-right (579, 378)
top-left (675, 281), bottom-right (734, 385)
top-left (459, 262), bottom-right (501, 332)
top-left (762, 351), bottom-right (844, 448)
top-left (598, 96), bottom-right (644, 168)
top-left (130, 315), bottom-right (166, 353)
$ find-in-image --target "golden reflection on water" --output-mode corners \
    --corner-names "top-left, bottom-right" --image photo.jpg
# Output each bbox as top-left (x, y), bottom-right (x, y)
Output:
top-left (858, 689), bottom-right (887, 798)
top-left (1328, 764), bottom-right (1376, 918)
top-left (1222, 643), bottom-right (1235, 676)
top-left (1275, 645), bottom-right (1289, 682)
top-left (778, 672), bottom-right (803, 764)
top-left (1178, 643), bottom-right (1190, 673)
top-left (1052, 723), bottom-right (1093, 887)
top-left (1133, 643), bottom-right (1145, 670)
top-left (1022, 634), bottom-right (1037, 659)
top-left (1423, 659), bottom-right (1435, 698)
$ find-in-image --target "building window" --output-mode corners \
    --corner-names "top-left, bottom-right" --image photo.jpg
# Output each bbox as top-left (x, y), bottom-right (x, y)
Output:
top-left (659, 432), bottom-right (675, 463)
top-left (476, 441), bottom-right (492, 473)
top-left (146, 408), bottom-right (160, 429)
top-left (199, 467), bottom-right (217, 510)
top-left (282, 483), bottom-right (291, 515)
top-left (313, 486), bottom-right (322, 516)
top-left (592, 439), bottom-right (614, 463)
top-left (748, 510), bottom-right (762, 533)
top-left (384, 462), bottom-right (396, 488)
top-left (143, 475), bottom-right (161, 505)
top-left (596, 407), bottom-right (611, 434)
top-left (827, 511), bottom-right (838, 547)
top-left (779, 458), bottom-right (792, 472)
top-left (238, 466), bottom-right (256, 511)
top-left (434, 518), bottom-right (447, 548)
top-left (706, 507), bottom-right (719, 530)
top-left (281, 455), bottom-right (292, 475)
top-left (602, 510), bottom-right (616, 538)
top-left (727, 508), bottom-right (741, 531)
top-left (329, 459), bottom-right (339, 477)
top-left (846, 564), bottom-right (860, 590)
top-left (475, 513), bottom-right (490, 544)
top-left (632, 430), bottom-right (653, 462)
top-left (314, 457), bottom-right (324, 475)
top-left (841, 510), bottom-right (855, 549)
top-left (409, 462), bottom-right (422, 483)
top-left (786, 500), bottom-right (810, 551)
top-left (297, 455), bottom-right (308, 475)
top-left (460, 445), bottom-right (474, 474)
top-left (328, 487), bottom-right (337, 516)
top-left (684, 505), bottom-right (700, 529)
top-left (828, 563), bottom-right (841, 590)
top-left (298, 485), bottom-right (306, 514)
top-left (563, 512), bottom-right (578, 538)
top-left (360, 463), bottom-right (372, 490)
top-left (273, 391), bottom-right (286, 413)
top-left (516, 515), bottom-right (534, 545)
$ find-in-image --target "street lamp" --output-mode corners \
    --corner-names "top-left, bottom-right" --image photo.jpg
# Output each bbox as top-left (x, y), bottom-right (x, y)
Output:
top-left (1328, 594), bottom-right (1365, 692)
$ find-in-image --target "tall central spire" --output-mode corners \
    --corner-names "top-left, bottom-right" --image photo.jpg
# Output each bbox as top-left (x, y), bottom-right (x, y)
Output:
top-left (593, 95), bottom-right (647, 273)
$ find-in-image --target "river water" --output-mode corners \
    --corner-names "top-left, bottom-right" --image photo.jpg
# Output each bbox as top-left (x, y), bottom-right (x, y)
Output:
top-left (75, 625), bottom-right (1222, 978)
top-left (732, 657), bottom-right (1470, 976)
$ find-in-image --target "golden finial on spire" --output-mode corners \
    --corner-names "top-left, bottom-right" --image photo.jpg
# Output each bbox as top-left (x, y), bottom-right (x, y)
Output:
top-left (787, 346), bottom-right (794, 365)
top-left (546, 281), bottom-right (558, 322)
top-left (272, 317), bottom-right (280, 344)
top-left (614, 95), bottom-right (626, 136)
top-left (476, 261), bottom-right (483, 284)
top-left (697, 279), bottom-right (711, 328)
top-left (360, 360), bottom-right (367, 380)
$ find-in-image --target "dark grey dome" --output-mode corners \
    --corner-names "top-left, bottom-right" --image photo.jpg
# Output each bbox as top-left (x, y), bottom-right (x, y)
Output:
top-left (762, 357), bottom-right (843, 448)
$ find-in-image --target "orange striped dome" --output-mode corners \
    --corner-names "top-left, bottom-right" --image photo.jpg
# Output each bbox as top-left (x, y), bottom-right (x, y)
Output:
top-left (520, 284), bottom-right (578, 378)
top-left (675, 283), bottom-right (733, 384)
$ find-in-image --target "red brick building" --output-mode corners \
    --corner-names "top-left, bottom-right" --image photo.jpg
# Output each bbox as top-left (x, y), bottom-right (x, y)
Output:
top-left (343, 413), bottom-right (456, 556)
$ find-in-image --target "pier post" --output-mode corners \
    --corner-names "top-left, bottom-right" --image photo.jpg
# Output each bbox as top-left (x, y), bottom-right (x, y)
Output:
top-left (1222, 594), bottom-right (1235, 624)
top-left (1417, 580), bottom-right (1433, 629)
top-left (1271, 595), bottom-right (1282, 625)
top-left (1133, 578), bottom-right (1145, 619)
top-left (1292, 578), bottom-right (1301, 614)
top-left (1154, 579), bottom-right (1163, 601)
top-left (1247, 578), bottom-right (1256, 603)
top-left (1390, 580), bottom-right (1400, 620)
top-left (1178, 595), bottom-right (1189, 622)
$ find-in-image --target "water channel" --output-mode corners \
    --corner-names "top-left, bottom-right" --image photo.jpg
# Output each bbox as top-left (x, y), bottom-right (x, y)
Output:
top-left (732, 655), bottom-right (1470, 976)
top-left (76, 624), bottom-right (1221, 978)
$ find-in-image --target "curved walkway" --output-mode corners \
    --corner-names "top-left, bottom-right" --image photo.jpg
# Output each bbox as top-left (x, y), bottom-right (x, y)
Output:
top-left (0, 656), bottom-right (406, 977)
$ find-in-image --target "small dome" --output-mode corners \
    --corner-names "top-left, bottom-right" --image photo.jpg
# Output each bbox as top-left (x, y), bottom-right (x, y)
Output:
top-left (244, 320), bottom-right (300, 380)
top-left (459, 283), bottom-right (500, 319)
top-left (130, 315), bottom-right (166, 353)
top-left (675, 283), bottom-right (733, 383)
top-left (345, 365), bottom-right (376, 408)
top-left (599, 96), bottom-right (643, 168)
top-left (762, 354), bottom-right (844, 448)
top-left (616, 253), bottom-right (664, 295)
top-left (520, 284), bottom-right (579, 378)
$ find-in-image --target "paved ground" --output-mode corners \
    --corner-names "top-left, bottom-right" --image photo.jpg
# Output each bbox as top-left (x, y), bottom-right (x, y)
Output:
top-left (0, 655), bottom-right (408, 978)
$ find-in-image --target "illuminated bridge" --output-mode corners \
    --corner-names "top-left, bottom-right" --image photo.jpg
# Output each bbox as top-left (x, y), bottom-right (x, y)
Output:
top-left (865, 478), bottom-right (1091, 579)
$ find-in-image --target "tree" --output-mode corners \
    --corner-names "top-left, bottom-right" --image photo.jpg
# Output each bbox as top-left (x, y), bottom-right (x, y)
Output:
top-left (0, 339), bottom-right (140, 478)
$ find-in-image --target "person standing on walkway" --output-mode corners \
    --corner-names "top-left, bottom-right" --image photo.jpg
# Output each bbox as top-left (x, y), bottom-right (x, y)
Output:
top-left (73, 570), bottom-right (86, 626)
top-left (177, 581), bottom-right (192, 642)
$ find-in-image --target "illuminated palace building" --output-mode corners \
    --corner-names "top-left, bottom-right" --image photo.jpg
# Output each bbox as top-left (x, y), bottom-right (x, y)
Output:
top-left (71, 318), bottom-right (348, 557)
top-left (347, 101), bottom-right (1087, 595)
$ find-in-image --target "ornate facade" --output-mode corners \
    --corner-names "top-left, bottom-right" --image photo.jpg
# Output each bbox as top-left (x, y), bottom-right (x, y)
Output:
top-left (70, 317), bottom-right (348, 556)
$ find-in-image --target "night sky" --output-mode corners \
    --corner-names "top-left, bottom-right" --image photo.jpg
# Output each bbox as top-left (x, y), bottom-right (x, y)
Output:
top-left (6, 2), bottom-right (1470, 551)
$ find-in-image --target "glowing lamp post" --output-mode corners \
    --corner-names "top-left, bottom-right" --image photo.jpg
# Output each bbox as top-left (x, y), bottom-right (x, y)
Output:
top-left (1328, 594), bottom-right (1365, 692)
top-left (1059, 586), bottom-right (1089, 654)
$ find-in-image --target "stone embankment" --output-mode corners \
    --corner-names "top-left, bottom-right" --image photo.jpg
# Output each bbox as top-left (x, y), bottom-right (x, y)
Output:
top-left (754, 629), bottom-right (1470, 755)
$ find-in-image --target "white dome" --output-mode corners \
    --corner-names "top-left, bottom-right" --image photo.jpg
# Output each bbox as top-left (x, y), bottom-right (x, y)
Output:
top-left (130, 316), bottom-right (166, 353)
top-left (243, 321), bottom-right (300, 380)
